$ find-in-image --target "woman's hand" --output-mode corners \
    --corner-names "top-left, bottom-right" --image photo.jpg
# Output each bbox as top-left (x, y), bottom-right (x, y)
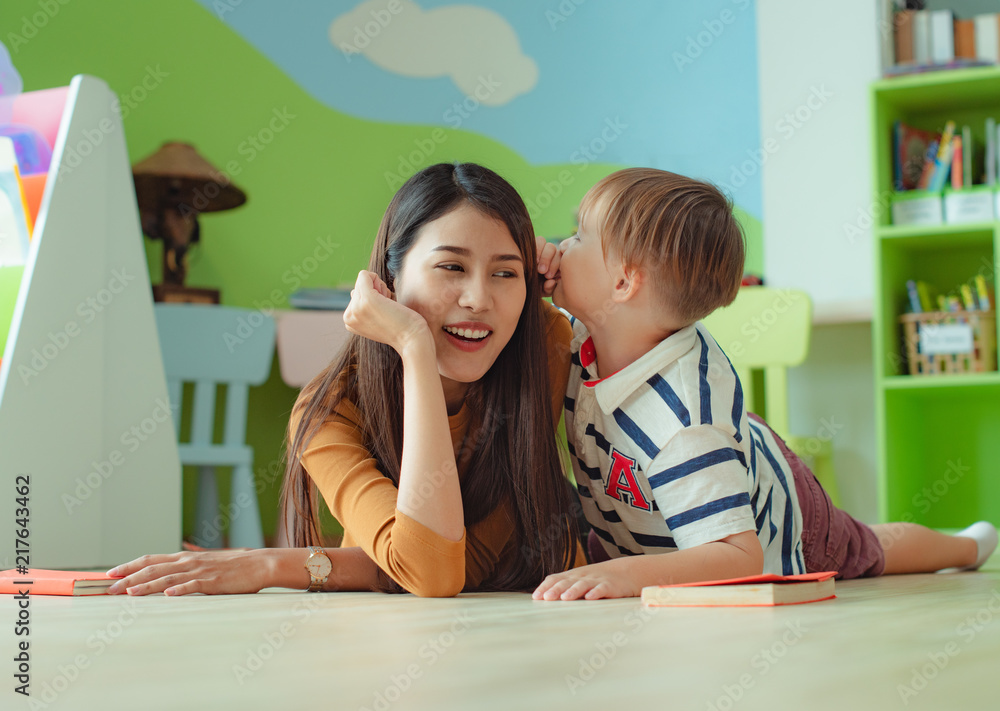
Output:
top-left (343, 270), bottom-right (431, 354)
top-left (535, 236), bottom-right (561, 297)
top-left (106, 549), bottom-right (277, 596)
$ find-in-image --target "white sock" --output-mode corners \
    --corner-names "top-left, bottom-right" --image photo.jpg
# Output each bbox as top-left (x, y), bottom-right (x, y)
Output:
top-left (955, 521), bottom-right (999, 571)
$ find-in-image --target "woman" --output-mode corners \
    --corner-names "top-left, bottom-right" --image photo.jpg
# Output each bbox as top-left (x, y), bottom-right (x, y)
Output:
top-left (107, 163), bottom-right (581, 597)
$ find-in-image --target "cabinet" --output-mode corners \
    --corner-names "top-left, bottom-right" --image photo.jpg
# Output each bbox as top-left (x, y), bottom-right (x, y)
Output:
top-left (871, 67), bottom-right (1000, 527)
top-left (0, 76), bottom-right (180, 567)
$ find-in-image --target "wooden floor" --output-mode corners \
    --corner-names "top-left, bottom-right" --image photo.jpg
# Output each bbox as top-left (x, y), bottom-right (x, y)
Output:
top-left (4, 555), bottom-right (999, 711)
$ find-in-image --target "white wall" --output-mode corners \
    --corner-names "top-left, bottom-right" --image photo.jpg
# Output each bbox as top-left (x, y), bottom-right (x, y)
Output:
top-left (757, 0), bottom-right (884, 522)
top-left (757, 0), bottom-right (882, 311)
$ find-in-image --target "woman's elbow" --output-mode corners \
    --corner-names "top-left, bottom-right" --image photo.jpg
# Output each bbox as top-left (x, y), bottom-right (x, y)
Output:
top-left (408, 580), bottom-right (463, 598)
top-left (390, 559), bottom-right (465, 598)
top-left (404, 569), bottom-right (465, 598)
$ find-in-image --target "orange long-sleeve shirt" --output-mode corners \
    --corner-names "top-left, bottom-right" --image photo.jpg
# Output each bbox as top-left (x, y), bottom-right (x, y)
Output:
top-left (295, 303), bottom-right (582, 596)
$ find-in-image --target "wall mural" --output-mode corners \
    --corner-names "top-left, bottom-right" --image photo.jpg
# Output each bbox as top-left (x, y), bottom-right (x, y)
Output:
top-left (199, 0), bottom-right (762, 260)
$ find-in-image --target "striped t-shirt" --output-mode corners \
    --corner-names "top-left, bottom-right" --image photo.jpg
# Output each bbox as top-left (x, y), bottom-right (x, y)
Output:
top-left (564, 314), bottom-right (805, 575)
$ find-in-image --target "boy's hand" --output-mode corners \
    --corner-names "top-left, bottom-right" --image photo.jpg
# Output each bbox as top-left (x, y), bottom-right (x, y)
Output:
top-left (531, 564), bottom-right (641, 601)
top-left (534, 235), bottom-right (561, 297)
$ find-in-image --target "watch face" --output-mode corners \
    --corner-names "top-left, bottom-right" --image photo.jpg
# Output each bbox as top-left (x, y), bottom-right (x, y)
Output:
top-left (308, 553), bottom-right (332, 578)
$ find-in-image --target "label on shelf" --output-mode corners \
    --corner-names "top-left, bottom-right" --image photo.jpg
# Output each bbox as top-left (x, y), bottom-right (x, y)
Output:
top-left (944, 188), bottom-right (995, 224)
top-left (891, 192), bottom-right (943, 226)
top-left (920, 322), bottom-right (974, 354)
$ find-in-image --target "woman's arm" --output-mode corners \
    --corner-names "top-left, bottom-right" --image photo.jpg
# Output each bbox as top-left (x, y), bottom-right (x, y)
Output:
top-left (342, 270), bottom-right (464, 543)
top-left (106, 546), bottom-right (381, 596)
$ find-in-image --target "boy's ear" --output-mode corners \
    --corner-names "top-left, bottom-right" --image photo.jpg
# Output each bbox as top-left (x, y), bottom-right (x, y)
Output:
top-left (611, 263), bottom-right (644, 303)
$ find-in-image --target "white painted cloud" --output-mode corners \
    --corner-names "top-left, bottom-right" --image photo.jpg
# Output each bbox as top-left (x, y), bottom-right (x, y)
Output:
top-left (330, 0), bottom-right (537, 107)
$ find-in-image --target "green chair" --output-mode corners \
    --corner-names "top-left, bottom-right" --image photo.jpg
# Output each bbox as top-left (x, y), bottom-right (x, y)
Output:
top-left (702, 286), bottom-right (841, 506)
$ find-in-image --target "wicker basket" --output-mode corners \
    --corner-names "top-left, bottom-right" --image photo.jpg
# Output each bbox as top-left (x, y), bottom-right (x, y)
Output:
top-left (899, 310), bottom-right (996, 375)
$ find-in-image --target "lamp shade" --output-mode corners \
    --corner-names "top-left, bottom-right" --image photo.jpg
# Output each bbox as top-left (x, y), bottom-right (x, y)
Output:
top-left (132, 141), bottom-right (246, 213)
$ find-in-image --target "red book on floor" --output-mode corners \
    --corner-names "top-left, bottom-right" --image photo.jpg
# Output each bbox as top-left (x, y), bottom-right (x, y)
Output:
top-left (641, 571), bottom-right (837, 607)
top-left (0, 569), bottom-right (115, 596)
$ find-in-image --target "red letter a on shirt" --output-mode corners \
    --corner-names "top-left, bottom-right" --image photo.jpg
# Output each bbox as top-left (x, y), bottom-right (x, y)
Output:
top-left (605, 448), bottom-right (651, 511)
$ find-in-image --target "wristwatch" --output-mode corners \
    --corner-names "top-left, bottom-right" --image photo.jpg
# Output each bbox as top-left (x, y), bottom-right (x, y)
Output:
top-left (304, 546), bottom-right (332, 592)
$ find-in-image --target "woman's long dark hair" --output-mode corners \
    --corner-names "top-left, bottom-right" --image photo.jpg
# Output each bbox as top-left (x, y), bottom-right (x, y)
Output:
top-left (280, 163), bottom-right (577, 592)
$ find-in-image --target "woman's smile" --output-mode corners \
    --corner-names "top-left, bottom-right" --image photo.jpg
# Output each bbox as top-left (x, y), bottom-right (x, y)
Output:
top-left (442, 320), bottom-right (494, 351)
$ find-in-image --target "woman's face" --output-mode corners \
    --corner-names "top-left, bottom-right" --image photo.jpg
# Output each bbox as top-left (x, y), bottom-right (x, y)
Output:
top-left (393, 203), bottom-right (527, 406)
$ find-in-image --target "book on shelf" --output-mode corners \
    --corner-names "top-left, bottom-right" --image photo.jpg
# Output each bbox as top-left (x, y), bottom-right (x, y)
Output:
top-left (975, 275), bottom-right (992, 310)
top-left (895, 122), bottom-right (938, 191)
top-left (974, 13), bottom-right (1000, 64)
top-left (916, 139), bottom-right (940, 190)
top-left (891, 9), bottom-right (999, 71)
top-left (961, 283), bottom-right (977, 310)
top-left (951, 135), bottom-right (963, 189)
top-left (641, 571), bottom-right (837, 608)
top-left (906, 279), bottom-right (924, 313)
top-left (927, 121), bottom-right (956, 192)
top-left (894, 9), bottom-right (915, 65)
top-left (955, 18), bottom-right (976, 60)
top-left (0, 568), bottom-right (116, 596)
top-left (930, 10), bottom-right (955, 65)
top-left (916, 280), bottom-right (936, 313)
top-left (913, 10), bottom-right (931, 65)
top-left (893, 116), bottom-right (999, 211)
top-left (288, 287), bottom-right (353, 310)
top-left (962, 124), bottom-right (972, 188)
top-left (903, 277), bottom-right (993, 315)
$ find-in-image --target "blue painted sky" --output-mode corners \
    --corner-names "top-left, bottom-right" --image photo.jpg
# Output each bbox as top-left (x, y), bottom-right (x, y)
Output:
top-left (196, 0), bottom-right (762, 217)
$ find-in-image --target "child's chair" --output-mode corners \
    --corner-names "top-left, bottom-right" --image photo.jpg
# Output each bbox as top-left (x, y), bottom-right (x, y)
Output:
top-left (155, 304), bottom-right (275, 548)
top-left (702, 287), bottom-right (841, 506)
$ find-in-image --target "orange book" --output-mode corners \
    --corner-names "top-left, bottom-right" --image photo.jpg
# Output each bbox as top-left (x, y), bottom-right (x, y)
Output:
top-left (954, 18), bottom-right (977, 59)
top-left (1, 568), bottom-right (116, 596)
top-left (641, 571), bottom-right (837, 607)
top-left (951, 136), bottom-right (964, 189)
top-left (895, 10), bottom-right (916, 64)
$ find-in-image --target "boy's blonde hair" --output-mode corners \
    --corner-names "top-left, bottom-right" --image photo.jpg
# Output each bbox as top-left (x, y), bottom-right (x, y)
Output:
top-left (578, 168), bottom-right (745, 325)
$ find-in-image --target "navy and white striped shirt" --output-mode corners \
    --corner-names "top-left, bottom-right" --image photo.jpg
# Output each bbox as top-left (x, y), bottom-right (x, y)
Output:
top-left (564, 313), bottom-right (805, 575)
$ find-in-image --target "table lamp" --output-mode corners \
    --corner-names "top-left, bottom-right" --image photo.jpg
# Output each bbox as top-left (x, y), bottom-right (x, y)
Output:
top-left (132, 141), bottom-right (246, 303)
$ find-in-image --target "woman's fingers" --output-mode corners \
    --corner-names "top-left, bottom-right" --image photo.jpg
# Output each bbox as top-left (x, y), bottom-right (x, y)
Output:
top-left (107, 555), bottom-right (184, 594)
top-left (107, 553), bottom-right (176, 579)
top-left (343, 270), bottom-right (429, 352)
top-left (164, 580), bottom-right (204, 596)
top-left (122, 572), bottom-right (191, 596)
top-left (106, 550), bottom-right (267, 596)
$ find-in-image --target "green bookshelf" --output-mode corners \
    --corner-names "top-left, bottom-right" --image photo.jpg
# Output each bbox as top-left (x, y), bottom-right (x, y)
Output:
top-left (871, 66), bottom-right (1000, 528)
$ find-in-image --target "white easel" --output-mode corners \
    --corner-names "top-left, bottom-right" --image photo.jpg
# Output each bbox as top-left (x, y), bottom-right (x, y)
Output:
top-left (0, 75), bottom-right (181, 568)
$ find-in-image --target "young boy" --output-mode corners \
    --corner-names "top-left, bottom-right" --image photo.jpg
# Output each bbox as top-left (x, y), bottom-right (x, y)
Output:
top-left (532, 168), bottom-right (998, 601)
